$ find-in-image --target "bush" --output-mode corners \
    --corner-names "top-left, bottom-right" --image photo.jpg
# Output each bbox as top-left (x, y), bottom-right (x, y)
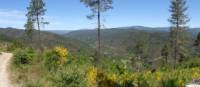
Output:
top-left (12, 48), bottom-right (36, 66)
top-left (46, 64), bottom-right (87, 87)
top-left (86, 67), bottom-right (120, 87)
top-left (161, 78), bottom-right (178, 87)
top-left (44, 46), bottom-right (69, 69)
top-left (7, 40), bottom-right (24, 51)
top-left (179, 57), bottom-right (200, 68)
top-left (53, 71), bottom-right (87, 87)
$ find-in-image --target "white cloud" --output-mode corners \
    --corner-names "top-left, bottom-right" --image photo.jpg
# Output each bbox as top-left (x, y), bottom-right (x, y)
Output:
top-left (0, 9), bottom-right (26, 19)
top-left (0, 9), bottom-right (69, 29)
top-left (0, 9), bottom-right (26, 28)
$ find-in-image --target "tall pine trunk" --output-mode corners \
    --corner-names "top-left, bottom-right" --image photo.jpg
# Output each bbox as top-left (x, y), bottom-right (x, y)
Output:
top-left (36, 14), bottom-right (41, 50)
top-left (96, 0), bottom-right (101, 66)
top-left (174, 26), bottom-right (178, 69)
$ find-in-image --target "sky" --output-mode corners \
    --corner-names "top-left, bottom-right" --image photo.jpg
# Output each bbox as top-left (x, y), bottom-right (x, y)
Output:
top-left (0, 0), bottom-right (200, 30)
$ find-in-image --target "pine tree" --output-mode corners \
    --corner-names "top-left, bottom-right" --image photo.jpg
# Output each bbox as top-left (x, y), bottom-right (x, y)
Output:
top-left (80, 0), bottom-right (113, 65)
top-left (24, 15), bottom-right (35, 48)
top-left (169, 0), bottom-right (190, 68)
top-left (194, 32), bottom-right (200, 56)
top-left (27, 0), bottom-right (47, 49)
top-left (161, 44), bottom-right (170, 64)
top-left (194, 32), bottom-right (200, 46)
top-left (135, 32), bottom-right (148, 61)
top-left (135, 40), bottom-right (147, 59)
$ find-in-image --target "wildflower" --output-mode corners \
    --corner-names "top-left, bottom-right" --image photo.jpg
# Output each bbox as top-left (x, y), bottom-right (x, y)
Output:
top-left (109, 74), bottom-right (117, 82)
top-left (144, 71), bottom-right (151, 80)
top-left (178, 80), bottom-right (185, 87)
top-left (192, 72), bottom-right (199, 79)
top-left (86, 66), bottom-right (98, 87)
top-left (53, 46), bottom-right (69, 65)
top-left (156, 72), bottom-right (161, 81)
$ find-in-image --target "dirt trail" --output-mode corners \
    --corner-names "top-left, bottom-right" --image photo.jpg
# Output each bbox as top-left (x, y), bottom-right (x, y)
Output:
top-left (0, 53), bottom-right (13, 87)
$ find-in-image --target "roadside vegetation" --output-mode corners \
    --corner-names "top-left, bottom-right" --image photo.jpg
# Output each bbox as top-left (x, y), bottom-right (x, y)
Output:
top-left (8, 46), bottom-right (200, 87)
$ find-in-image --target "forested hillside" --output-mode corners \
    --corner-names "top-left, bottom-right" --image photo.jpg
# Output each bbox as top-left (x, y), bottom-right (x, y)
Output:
top-left (65, 27), bottom-right (198, 61)
top-left (0, 28), bottom-right (91, 53)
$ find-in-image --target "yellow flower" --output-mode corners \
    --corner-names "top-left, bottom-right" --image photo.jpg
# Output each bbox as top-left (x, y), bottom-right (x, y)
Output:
top-left (144, 71), bottom-right (151, 80)
top-left (192, 72), bottom-right (199, 78)
top-left (109, 74), bottom-right (117, 82)
top-left (86, 66), bottom-right (98, 87)
top-left (156, 72), bottom-right (161, 81)
top-left (53, 46), bottom-right (69, 65)
top-left (178, 80), bottom-right (184, 87)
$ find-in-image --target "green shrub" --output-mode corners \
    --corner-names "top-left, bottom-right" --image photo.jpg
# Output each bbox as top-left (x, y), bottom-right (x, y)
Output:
top-left (48, 66), bottom-right (87, 87)
top-left (44, 46), bottom-right (69, 69)
top-left (12, 48), bottom-right (36, 66)
top-left (161, 78), bottom-right (178, 87)
top-left (179, 58), bottom-right (200, 68)
top-left (44, 51), bottom-right (59, 69)
top-left (7, 40), bottom-right (24, 51)
top-left (137, 76), bottom-right (150, 87)
top-left (53, 72), bottom-right (86, 87)
top-left (23, 81), bottom-right (43, 87)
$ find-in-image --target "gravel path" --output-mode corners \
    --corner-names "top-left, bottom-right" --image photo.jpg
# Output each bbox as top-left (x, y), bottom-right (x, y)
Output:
top-left (0, 53), bottom-right (13, 87)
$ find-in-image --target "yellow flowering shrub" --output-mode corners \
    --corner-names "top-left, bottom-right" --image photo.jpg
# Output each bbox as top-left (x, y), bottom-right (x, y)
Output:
top-left (156, 72), bottom-right (161, 81)
top-left (53, 46), bottom-right (69, 65)
top-left (178, 80), bottom-right (185, 87)
top-left (86, 67), bottom-right (119, 87)
top-left (45, 46), bottom-right (69, 68)
top-left (108, 74), bottom-right (117, 82)
top-left (86, 66), bottom-right (98, 87)
top-left (85, 67), bottom-right (200, 87)
top-left (191, 68), bottom-right (200, 79)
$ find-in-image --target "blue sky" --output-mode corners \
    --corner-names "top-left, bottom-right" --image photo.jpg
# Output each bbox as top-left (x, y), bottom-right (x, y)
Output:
top-left (0, 0), bottom-right (199, 30)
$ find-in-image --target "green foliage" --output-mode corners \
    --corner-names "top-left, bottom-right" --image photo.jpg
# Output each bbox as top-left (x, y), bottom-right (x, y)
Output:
top-left (24, 14), bottom-right (35, 45)
top-left (27, 0), bottom-right (46, 19)
top-left (0, 28), bottom-right (92, 53)
top-left (161, 78), bottom-right (178, 87)
top-left (80, 0), bottom-right (113, 19)
top-left (66, 29), bottom-right (171, 63)
top-left (138, 79), bottom-right (150, 87)
top-left (12, 48), bottom-right (36, 66)
top-left (169, 0), bottom-right (190, 68)
top-left (27, 0), bottom-right (47, 49)
top-left (169, 0), bottom-right (189, 25)
top-left (161, 44), bottom-right (170, 64)
top-left (134, 32), bottom-right (149, 58)
top-left (161, 44), bottom-right (170, 58)
top-left (179, 57), bottom-right (200, 68)
top-left (44, 51), bottom-right (60, 69)
top-left (44, 46), bottom-right (70, 69)
top-left (10, 48), bottom-right (91, 87)
top-left (23, 81), bottom-right (43, 87)
top-left (194, 32), bottom-right (200, 57)
top-left (194, 32), bottom-right (200, 46)
top-left (49, 67), bottom-right (87, 87)
top-left (7, 39), bottom-right (24, 51)
top-left (10, 47), bottom-right (200, 87)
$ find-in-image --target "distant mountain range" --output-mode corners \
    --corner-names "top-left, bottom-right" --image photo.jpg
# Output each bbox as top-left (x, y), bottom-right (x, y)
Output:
top-left (45, 30), bottom-right (73, 35)
top-left (4, 26), bottom-right (198, 35)
top-left (46, 26), bottom-right (200, 36)
top-left (63, 26), bottom-right (198, 58)
top-left (1, 26), bottom-right (199, 58)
